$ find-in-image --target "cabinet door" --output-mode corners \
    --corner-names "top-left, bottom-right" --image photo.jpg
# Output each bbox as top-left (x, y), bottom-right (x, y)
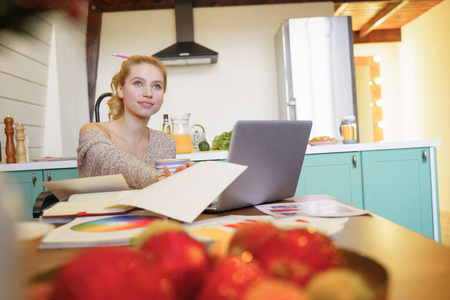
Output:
top-left (296, 152), bottom-right (363, 208)
top-left (362, 148), bottom-right (433, 239)
top-left (3, 171), bottom-right (44, 221)
top-left (43, 168), bottom-right (79, 183)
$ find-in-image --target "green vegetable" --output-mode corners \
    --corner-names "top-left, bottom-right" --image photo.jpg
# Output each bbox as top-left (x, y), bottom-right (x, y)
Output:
top-left (211, 130), bottom-right (232, 150)
top-left (199, 141), bottom-right (210, 151)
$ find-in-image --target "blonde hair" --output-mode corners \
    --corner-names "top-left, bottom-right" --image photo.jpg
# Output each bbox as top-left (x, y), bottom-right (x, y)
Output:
top-left (107, 55), bottom-right (167, 121)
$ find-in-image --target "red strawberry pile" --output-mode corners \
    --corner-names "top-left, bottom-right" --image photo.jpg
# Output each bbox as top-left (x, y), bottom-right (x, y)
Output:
top-left (27, 221), bottom-right (374, 300)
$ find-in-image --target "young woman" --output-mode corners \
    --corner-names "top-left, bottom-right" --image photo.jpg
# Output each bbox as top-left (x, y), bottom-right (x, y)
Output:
top-left (77, 55), bottom-right (193, 189)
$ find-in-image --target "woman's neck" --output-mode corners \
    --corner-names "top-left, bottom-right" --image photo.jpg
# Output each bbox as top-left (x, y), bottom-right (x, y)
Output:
top-left (112, 115), bottom-right (149, 141)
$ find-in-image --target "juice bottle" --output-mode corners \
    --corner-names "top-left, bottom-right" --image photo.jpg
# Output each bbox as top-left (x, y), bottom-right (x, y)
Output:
top-left (162, 114), bottom-right (171, 134)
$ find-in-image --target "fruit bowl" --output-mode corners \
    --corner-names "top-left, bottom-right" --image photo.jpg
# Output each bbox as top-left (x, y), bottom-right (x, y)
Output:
top-left (30, 248), bottom-right (388, 300)
top-left (341, 249), bottom-right (388, 300)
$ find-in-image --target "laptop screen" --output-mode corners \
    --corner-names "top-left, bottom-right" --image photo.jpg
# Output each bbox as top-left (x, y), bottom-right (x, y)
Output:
top-left (214, 120), bottom-right (312, 212)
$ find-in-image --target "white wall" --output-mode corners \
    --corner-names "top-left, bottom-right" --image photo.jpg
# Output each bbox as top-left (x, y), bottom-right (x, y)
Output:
top-left (399, 0), bottom-right (450, 212)
top-left (353, 0), bottom-right (450, 212)
top-left (0, 4), bottom-right (89, 161)
top-left (48, 10), bottom-right (90, 157)
top-left (0, 16), bottom-right (52, 161)
top-left (96, 2), bottom-right (334, 142)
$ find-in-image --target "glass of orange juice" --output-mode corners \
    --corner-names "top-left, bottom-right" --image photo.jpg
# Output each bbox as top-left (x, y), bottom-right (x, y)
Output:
top-left (170, 114), bottom-right (194, 154)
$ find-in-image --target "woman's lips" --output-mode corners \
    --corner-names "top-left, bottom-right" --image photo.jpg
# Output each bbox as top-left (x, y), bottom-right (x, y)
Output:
top-left (138, 101), bottom-right (154, 108)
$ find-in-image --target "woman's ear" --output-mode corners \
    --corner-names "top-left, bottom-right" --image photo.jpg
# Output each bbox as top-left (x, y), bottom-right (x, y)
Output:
top-left (117, 84), bottom-right (124, 98)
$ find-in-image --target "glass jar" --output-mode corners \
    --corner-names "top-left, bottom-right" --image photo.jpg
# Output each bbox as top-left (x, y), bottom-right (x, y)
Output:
top-left (340, 115), bottom-right (357, 144)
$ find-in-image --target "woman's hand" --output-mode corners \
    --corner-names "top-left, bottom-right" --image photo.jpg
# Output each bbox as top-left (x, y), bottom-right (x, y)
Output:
top-left (172, 161), bottom-right (195, 174)
top-left (157, 161), bottom-right (195, 181)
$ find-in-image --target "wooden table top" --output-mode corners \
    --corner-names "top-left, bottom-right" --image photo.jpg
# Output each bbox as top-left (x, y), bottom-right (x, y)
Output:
top-left (23, 195), bottom-right (450, 300)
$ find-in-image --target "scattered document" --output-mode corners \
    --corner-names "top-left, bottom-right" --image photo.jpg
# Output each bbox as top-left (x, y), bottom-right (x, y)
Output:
top-left (256, 198), bottom-right (369, 218)
top-left (119, 161), bottom-right (248, 223)
top-left (39, 161), bottom-right (246, 224)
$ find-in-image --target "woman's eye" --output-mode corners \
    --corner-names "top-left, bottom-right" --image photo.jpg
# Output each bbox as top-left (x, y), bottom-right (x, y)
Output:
top-left (153, 84), bottom-right (162, 90)
top-left (133, 81), bottom-right (142, 86)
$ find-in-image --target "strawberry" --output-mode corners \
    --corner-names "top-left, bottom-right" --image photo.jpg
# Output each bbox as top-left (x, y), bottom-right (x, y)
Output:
top-left (228, 222), bottom-right (281, 257)
top-left (254, 228), bottom-right (344, 286)
top-left (197, 255), bottom-right (269, 300)
top-left (25, 282), bottom-right (54, 300)
top-left (49, 247), bottom-right (176, 300)
top-left (137, 220), bottom-right (211, 299)
top-left (240, 278), bottom-right (311, 300)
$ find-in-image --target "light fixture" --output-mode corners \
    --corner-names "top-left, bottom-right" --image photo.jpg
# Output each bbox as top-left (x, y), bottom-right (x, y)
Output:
top-left (378, 120), bottom-right (385, 128)
top-left (374, 77), bottom-right (382, 85)
top-left (373, 55), bottom-right (381, 63)
top-left (376, 99), bottom-right (384, 107)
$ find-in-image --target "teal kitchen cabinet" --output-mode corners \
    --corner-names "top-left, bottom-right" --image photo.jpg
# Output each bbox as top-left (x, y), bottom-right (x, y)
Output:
top-left (42, 168), bottom-right (79, 184)
top-left (3, 168), bottom-right (78, 220)
top-left (295, 145), bottom-right (440, 241)
top-left (296, 152), bottom-right (364, 208)
top-left (361, 148), bottom-right (438, 240)
top-left (3, 170), bottom-right (44, 221)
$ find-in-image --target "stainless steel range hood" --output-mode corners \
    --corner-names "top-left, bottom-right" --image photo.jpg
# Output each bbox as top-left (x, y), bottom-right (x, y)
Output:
top-left (153, 0), bottom-right (218, 66)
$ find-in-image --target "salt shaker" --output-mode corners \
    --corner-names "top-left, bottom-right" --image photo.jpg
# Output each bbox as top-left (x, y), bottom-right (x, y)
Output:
top-left (15, 124), bottom-right (27, 163)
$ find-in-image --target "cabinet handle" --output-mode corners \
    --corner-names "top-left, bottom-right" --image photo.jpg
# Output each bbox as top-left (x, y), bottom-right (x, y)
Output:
top-left (352, 155), bottom-right (357, 168)
top-left (422, 150), bottom-right (427, 163)
top-left (47, 171), bottom-right (52, 182)
top-left (32, 172), bottom-right (37, 187)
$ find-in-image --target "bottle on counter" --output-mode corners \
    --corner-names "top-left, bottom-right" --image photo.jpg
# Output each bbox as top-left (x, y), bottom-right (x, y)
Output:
top-left (162, 114), bottom-right (171, 135)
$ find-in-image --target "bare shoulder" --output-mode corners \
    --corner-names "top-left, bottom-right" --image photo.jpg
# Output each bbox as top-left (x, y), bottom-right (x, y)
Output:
top-left (79, 122), bottom-right (108, 136)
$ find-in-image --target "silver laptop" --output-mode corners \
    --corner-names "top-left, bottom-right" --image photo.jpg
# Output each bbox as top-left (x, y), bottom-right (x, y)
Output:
top-left (206, 120), bottom-right (312, 212)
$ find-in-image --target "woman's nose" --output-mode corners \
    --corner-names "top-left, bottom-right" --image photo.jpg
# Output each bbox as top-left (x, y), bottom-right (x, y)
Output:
top-left (143, 86), bottom-right (152, 97)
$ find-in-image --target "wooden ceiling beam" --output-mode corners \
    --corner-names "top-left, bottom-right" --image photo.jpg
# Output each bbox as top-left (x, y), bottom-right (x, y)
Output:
top-left (334, 3), bottom-right (348, 16)
top-left (100, 0), bottom-right (330, 12)
top-left (358, 0), bottom-right (409, 38)
top-left (353, 29), bottom-right (401, 44)
top-left (86, 0), bottom-right (103, 122)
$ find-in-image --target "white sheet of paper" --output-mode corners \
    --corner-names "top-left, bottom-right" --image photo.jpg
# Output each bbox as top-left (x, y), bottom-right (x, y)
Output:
top-left (119, 161), bottom-right (247, 223)
top-left (41, 174), bottom-right (130, 200)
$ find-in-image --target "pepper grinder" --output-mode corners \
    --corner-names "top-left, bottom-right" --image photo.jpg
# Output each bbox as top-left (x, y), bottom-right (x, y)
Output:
top-left (15, 124), bottom-right (26, 163)
top-left (4, 116), bottom-right (16, 164)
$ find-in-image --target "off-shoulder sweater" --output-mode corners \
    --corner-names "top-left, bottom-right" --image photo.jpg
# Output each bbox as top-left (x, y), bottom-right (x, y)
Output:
top-left (77, 129), bottom-right (176, 189)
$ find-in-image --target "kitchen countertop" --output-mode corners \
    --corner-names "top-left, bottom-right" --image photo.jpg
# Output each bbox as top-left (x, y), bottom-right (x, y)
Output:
top-left (0, 140), bottom-right (441, 172)
top-left (305, 139), bottom-right (441, 154)
top-left (0, 150), bottom-right (229, 172)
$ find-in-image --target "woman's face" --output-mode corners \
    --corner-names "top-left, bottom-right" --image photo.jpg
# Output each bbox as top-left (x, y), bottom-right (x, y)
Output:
top-left (117, 63), bottom-right (165, 120)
